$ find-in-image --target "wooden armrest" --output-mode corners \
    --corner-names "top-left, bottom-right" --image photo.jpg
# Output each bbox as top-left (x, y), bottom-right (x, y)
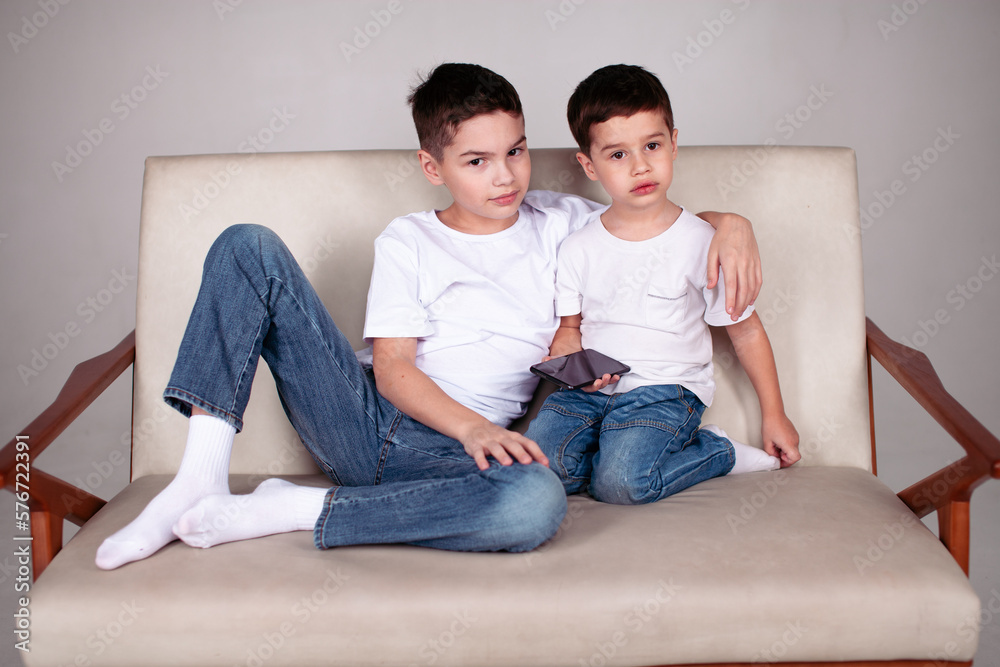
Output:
top-left (1, 330), bottom-right (135, 576)
top-left (0, 330), bottom-right (136, 487)
top-left (866, 317), bottom-right (1000, 573)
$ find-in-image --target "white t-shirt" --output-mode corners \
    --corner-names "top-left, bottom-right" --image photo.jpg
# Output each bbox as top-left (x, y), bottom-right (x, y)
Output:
top-left (359, 190), bottom-right (602, 426)
top-left (555, 207), bottom-right (752, 407)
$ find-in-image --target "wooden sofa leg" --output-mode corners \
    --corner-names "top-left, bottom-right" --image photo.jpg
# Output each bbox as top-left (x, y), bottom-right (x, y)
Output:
top-left (938, 500), bottom-right (970, 575)
top-left (29, 505), bottom-right (62, 578)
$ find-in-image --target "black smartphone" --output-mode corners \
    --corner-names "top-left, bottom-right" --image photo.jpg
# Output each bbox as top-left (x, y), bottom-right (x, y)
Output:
top-left (530, 349), bottom-right (631, 390)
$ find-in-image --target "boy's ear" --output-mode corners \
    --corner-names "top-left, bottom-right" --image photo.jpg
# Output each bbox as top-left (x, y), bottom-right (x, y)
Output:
top-left (670, 128), bottom-right (679, 159)
top-left (575, 151), bottom-right (599, 182)
top-left (417, 149), bottom-right (445, 186)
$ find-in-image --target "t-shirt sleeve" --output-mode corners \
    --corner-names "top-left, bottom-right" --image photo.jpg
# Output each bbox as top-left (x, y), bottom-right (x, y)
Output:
top-left (554, 236), bottom-right (584, 317)
top-left (702, 266), bottom-right (755, 327)
top-left (363, 235), bottom-right (434, 342)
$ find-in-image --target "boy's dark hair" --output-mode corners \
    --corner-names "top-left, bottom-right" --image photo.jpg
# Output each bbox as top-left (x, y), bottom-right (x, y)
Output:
top-left (408, 63), bottom-right (523, 161)
top-left (567, 64), bottom-right (674, 156)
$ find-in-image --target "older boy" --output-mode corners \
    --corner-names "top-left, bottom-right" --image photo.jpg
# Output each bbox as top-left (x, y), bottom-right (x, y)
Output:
top-left (95, 64), bottom-right (762, 569)
top-left (526, 65), bottom-right (800, 505)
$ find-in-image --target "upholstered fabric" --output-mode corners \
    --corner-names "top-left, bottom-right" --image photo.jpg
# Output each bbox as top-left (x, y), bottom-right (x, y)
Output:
top-left (130, 147), bottom-right (870, 479)
top-left (28, 468), bottom-right (979, 665)
top-left (26, 146), bottom-right (976, 667)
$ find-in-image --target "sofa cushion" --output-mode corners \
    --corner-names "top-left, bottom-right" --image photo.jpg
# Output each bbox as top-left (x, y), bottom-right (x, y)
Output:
top-left (28, 466), bottom-right (979, 666)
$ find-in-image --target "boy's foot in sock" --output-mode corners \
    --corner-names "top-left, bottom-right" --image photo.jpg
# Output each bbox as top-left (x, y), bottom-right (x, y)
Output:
top-left (173, 478), bottom-right (327, 548)
top-left (701, 424), bottom-right (780, 474)
top-left (95, 414), bottom-right (235, 570)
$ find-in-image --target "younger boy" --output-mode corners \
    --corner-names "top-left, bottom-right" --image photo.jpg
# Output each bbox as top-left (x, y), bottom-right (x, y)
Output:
top-left (525, 65), bottom-right (800, 505)
top-left (95, 63), bottom-right (762, 569)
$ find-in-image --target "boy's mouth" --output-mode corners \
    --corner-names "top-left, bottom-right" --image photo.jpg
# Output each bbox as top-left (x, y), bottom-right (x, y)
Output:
top-left (490, 191), bottom-right (519, 206)
top-left (631, 181), bottom-right (658, 195)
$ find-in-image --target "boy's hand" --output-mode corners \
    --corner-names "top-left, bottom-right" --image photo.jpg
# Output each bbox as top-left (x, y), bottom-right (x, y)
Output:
top-left (538, 353), bottom-right (620, 393)
top-left (581, 373), bottom-right (619, 393)
top-left (459, 421), bottom-right (549, 471)
top-left (702, 211), bottom-right (763, 320)
top-left (762, 413), bottom-right (801, 468)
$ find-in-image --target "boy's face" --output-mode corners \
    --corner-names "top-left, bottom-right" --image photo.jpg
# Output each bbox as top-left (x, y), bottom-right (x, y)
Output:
top-left (418, 111), bottom-right (530, 233)
top-left (576, 110), bottom-right (679, 210)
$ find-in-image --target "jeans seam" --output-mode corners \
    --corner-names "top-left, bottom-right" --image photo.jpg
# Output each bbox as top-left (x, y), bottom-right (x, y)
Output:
top-left (645, 405), bottom-right (703, 493)
top-left (374, 412), bottom-right (403, 485)
top-left (538, 402), bottom-right (597, 422)
top-left (602, 418), bottom-right (680, 435)
top-left (390, 440), bottom-right (471, 465)
top-left (265, 273), bottom-right (382, 434)
top-left (539, 399), bottom-right (600, 481)
top-left (559, 419), bottom-right (600, 481)
top-left (326, 472), bottom-right (486, 508)
top-left (229, 304), bottom-right (269, 420)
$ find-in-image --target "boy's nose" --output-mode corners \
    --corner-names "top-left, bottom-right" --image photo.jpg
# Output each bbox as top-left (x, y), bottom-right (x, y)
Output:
top-left (631, 155), bottom-right (651, 175)
top-left (494, 162), bottom-right (515, 185)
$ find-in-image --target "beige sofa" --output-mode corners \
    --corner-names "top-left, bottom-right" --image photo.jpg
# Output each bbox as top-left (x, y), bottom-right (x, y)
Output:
top-left (5, 147), bottom-right (998, 666)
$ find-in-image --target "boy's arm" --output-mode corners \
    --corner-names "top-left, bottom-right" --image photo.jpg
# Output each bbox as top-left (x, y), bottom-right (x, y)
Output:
top-left (697, 211), bottom-right (763, 321)
top-left (547, 314), bottom-right (583, 359)
top-left (723, 312), bottom-right (801, 467)
top-left (372, 337), bottom-right (548, 471)
top-left (544, 315), bottom-right (618, 393)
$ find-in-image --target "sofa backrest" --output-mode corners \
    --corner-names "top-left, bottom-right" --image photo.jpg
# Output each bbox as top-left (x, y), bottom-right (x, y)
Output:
top-left (131, 147), bottom-right (870, 479)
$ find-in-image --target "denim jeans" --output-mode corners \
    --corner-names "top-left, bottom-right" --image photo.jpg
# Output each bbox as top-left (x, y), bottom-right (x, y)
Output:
top-left (524, 384), bottom-right (734, 504)
top-left (163, 224), bottom-right (566, 552)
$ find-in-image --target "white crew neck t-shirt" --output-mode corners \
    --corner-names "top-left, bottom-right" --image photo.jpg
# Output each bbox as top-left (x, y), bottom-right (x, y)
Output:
top-left (555, 207), bottom-right (752, 406)
top-left (359, 190), bottom-right (601, 426)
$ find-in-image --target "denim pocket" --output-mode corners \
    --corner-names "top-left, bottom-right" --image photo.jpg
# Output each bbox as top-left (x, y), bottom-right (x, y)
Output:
top-left (645, 284), bottom-right (688, 330)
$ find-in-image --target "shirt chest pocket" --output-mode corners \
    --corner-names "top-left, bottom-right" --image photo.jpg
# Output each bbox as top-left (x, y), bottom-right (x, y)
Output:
top-left (644, 284), bottom-right (688, 331)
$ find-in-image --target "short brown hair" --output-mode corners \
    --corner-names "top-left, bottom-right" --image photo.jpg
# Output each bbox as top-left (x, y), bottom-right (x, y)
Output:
top-left (408, 63), bottom-right (523, 160)
top-left (567, 64), bottom-right (674, 156)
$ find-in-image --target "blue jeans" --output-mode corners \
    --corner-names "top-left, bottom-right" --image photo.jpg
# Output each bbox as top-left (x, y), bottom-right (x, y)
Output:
top-left (163, 224), bottom-right (566, 552)
top-left (524, 384), bottom-right (734, 504)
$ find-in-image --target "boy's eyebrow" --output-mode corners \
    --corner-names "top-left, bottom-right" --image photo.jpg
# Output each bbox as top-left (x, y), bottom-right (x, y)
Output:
top-left (595, 131), bottom-right (668, 154)
top-left (458, 135), bottom-right (527, 158)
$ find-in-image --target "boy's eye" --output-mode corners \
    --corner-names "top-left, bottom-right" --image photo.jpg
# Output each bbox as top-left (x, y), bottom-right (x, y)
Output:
top-left (508, 147), bottom-right (523, 157)
top-left (469, 158), bottom-right (482, 166)
top-left (610, 151), bottom-right (625, 160)
top-left (646, 142), bottom-right (660, 151)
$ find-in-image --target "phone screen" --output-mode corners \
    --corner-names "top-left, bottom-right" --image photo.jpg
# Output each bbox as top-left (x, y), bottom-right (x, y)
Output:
top-left (530, 349), bottom-right (630, 390)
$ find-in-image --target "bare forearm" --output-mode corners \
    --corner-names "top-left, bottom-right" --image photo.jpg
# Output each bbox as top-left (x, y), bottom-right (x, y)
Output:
top-left (726, 313), bottom-right (785, 419)
top-left (373, 355), bottom-right (487, 442)
top-left (547, 314), bottom-right (583, 359)
top-left (370, 337), bottom-right (546, 469)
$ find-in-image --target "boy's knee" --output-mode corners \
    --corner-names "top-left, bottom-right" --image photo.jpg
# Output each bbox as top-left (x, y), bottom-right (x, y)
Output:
top-left (495, 464), bottom-right (567, 552)
top-left (207, 224), bottom-right (290, 272)
top-left (211, 224), bottom-right (282, 259)
top-left (590, 466), bottom-right (655, 506)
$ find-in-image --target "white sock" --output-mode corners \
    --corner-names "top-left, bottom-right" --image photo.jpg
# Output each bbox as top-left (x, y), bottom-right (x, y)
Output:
top-left (173, 478), bottom-right (328, 548)
top-left (95, 414), bottom-right (235, 570)
top-left (701, 424), bottom-right (780, 474)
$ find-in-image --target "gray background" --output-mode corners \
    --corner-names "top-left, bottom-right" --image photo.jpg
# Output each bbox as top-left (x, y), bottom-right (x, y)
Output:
top-left (2, 0), bottom-right (997, 665)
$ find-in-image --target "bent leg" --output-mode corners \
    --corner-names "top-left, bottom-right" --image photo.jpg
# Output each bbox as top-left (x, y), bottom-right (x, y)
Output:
top-left (100, 225), bottom-right (388, 569)
top-left (524, 391), bottom-right (605, 495)
top-left (314, 415), bottom-right (567, 552)
top-left (163, 223), bottom-right (390, 483)
top-left (318, 461), bottom-right (567, 553)
top-left (175, 446), bottom-right (568, 553)
top-left (590, 385), bottom-right (734, 505)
